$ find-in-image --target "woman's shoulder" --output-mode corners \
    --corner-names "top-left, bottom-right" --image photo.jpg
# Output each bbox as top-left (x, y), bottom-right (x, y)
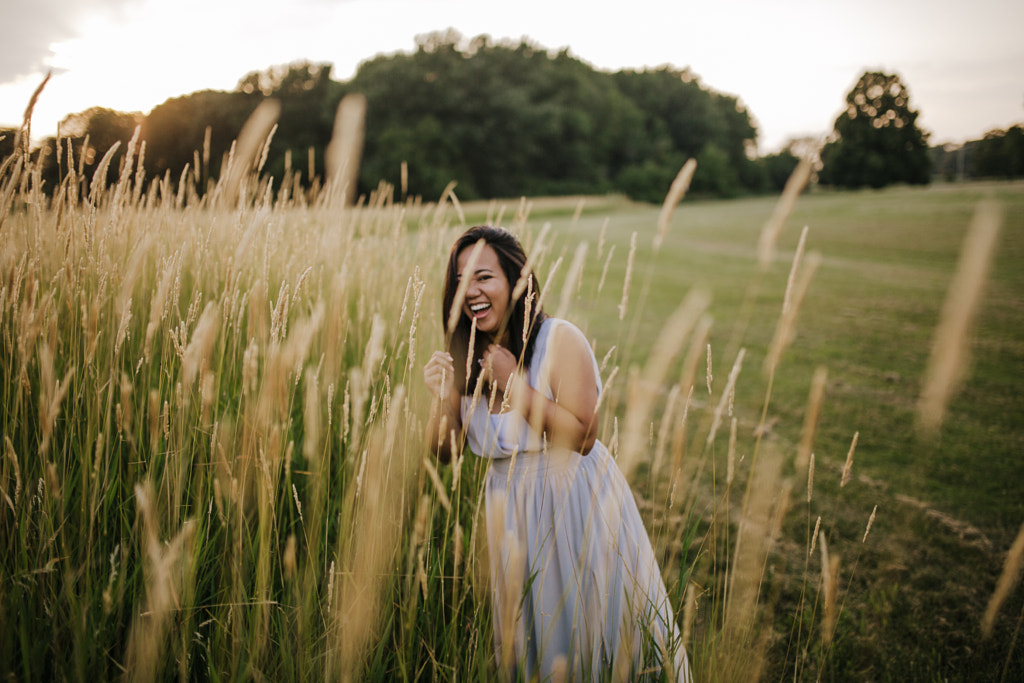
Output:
top-left (535, 317), bottom-right (601, 393)
top-left (537, 318), bottom-right (594, 368)
top-left (542, 317), bottom-right (587, 344)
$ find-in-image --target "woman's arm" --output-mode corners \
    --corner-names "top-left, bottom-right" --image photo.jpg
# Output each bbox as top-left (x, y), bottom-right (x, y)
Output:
top-left (424, 351), bottom-right (463, 463)
top-left (483, 324), bottom-right (601, 454)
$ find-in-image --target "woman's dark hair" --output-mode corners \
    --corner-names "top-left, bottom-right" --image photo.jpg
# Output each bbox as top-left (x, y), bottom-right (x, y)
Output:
top-left (442, 225), bottom-right (547, 394)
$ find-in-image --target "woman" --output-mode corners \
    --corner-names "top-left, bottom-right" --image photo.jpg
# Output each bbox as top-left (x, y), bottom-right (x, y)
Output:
top-left (424, 225), bottom-right (691, 681)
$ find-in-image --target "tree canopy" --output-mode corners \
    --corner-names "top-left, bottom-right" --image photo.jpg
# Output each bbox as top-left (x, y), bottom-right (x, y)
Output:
top-left (141, 91), bottom-right (259, 183)
top-left (819, 71), bottom-right (931, 189)
top-left (27, 31), bottom-right (804, 202)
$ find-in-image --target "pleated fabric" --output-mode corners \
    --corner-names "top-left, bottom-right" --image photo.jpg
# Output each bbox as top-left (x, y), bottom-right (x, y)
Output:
top-left (463, 318), bottom-right (692, 681)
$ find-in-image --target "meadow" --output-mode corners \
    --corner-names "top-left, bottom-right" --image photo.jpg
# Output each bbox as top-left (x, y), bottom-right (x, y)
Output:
top-left (1, 125), bottom-right (1022, 681)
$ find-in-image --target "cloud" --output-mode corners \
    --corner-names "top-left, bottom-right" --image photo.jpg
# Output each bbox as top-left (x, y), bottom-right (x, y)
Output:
top-left (0, 0), bottom-right (143, 82)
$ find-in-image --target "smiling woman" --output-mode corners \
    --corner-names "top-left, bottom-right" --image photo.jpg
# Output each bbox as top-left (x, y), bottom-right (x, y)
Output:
top-left (423, 225), bottom-right (692, 680)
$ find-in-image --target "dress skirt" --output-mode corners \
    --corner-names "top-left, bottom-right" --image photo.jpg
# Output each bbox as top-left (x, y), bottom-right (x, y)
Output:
top-left (463, 318), bottom-right (691, 681)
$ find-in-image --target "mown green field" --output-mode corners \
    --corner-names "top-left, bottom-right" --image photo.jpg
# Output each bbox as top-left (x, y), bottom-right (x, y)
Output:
top-left (1, 157), bottom-right (1022, 682)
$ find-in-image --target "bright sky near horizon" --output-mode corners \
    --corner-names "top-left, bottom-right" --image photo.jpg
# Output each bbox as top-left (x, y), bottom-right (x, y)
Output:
top-left (1, 0), bottom-right (1022, 154)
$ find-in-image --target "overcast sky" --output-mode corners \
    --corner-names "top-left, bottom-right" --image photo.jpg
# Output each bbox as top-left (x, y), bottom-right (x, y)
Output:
top-left (1, 0), bottom-right (1022, 153)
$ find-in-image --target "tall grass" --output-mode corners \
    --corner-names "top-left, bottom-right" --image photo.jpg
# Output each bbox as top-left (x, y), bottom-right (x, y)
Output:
top-left (1, 101), bottom-right (1015, 681)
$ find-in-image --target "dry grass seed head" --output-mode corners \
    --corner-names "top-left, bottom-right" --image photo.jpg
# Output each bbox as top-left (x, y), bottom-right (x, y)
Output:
top-left (757, 156), bottom-right (812, 269)
top-left (619, 290), bottom-right (710, 479)
top-left (652, 384), bottom-right (681, 477)
top-left (555, 241), bottom-right (588, 319)
top-left (810, 516), bottom-right (822, 556)
top-left (862, 505), bottom-right (877, 543)
top-left (283, 534), bottom-right (297, 580)
top-left (795, 366), bottom-right (828, 473)
top-left (682, 582), bottom-right (697, 647)
top-left (597, 243), bottom-right (616, 295)
top-left (181, 303), bottom-right (221, 390)
top-left (841, 431), bottom-right (859, 488)
top-left (303, 368), bottom-right (321, 462)
top-left (727, 417), bottom-right (737, 486)
top-left (820, 531), bottom-right (840, 645)
top-left (218, 99), bottom-right (281, 208)
top-left (726, 443), bottom-right (784, 638)
top-left (763, 251), bottom-right (821, 375)
top-left (783, 226), bottom-right (809, 316)
top-left (807, 453), bottom-right (815, 503)
top-left (917, 199), bottom-right (1003, 435)
top-left (654, 158), bottom-right (697, 250)
top-left (3, 437), bottom-right (21, 506)
top-left (325, 93), bottom-right (368, 206)
top-left (982, 519), bottom-right (1024, 637)
top-left (706, 348), bottom-right (745, 448)
top-left (617, 231), bottom-right (637, 321)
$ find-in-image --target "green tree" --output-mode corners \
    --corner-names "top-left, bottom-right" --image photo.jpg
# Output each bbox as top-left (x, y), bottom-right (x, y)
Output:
top-left (610, 67), bottom-right (759, 199)
top-left (615, 153), bottom-right (689, 204)
top-left (819, 71), bottom-right (931, 188)
top-left (0, 128), bottom-right (16, 160)
top-left (237, 61), bottom-right (346, 187)
top-left (35, 107), bottom-right (141, 193)
top-left (972, 124), bottom-right (1024, 178)
top-left (757, 149), bottom-right (800, 192)
top-left (141, 90), bottom-right (259, 190)
top-left (350, 31), bottom-right (636, 200)
top-left (691, 143), bottom-right (739, 197)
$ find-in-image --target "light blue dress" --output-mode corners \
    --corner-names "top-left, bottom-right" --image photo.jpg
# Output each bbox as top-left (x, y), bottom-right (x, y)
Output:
top-left (462, 318), bottom-right (692, 681)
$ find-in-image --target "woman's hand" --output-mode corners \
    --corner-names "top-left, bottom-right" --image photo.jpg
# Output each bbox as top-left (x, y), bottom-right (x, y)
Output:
top-left (482, 344), bottom-right (518, 393)
top-left (424, 351), bottom-right (455, 400)
top-left (424, 350), bottom-right (462, 463)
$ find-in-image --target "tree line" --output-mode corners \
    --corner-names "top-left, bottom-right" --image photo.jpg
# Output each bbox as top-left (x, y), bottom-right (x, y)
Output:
top-left (930, 125), bottom-right (1024, 182)
top-left (2, 32), bottom-right (1021, 202)
top-left (4, 31), bottom-right (799, 203)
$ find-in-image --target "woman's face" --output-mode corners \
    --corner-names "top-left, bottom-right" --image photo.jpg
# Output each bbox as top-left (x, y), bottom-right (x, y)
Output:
top-left (456, 243), bottom-right (511, 338)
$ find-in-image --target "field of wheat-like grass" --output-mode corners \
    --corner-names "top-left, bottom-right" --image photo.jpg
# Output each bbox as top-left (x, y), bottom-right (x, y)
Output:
top-left (3, 104), bottom-right (1022, 681)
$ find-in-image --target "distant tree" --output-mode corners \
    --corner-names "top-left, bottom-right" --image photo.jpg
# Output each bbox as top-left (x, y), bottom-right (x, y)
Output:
top-left (0, 128), bottom-right (20, 190)
top-left (349, 34), bottom-right (479, 199)
top-left (141, 90), bottom-right (259, 189)
top-left (350, 31), bottom-right (637, 200)
top-left (930, 142), bottom-right (975, 182)
top-left (971, 125), bottom-right (1024, 179)
top-left (237, 61), bottom-right (345, 186)
top-left (757, 149), bottom-right (801, 192)
top-left (138, 64), bottom-right (344, 197)
top-left (615, 153), bottom-right (689, 204)
top-left (610, 67), bottom-right (759, 199)
top-left (819, 71), bottom-right (930, 188)
top-left (0, 128), bottom-right (16, 159)
top-left (35, 107), bottom-right (142, 192)
top-left (691, 143), bottom-right (739, 197)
